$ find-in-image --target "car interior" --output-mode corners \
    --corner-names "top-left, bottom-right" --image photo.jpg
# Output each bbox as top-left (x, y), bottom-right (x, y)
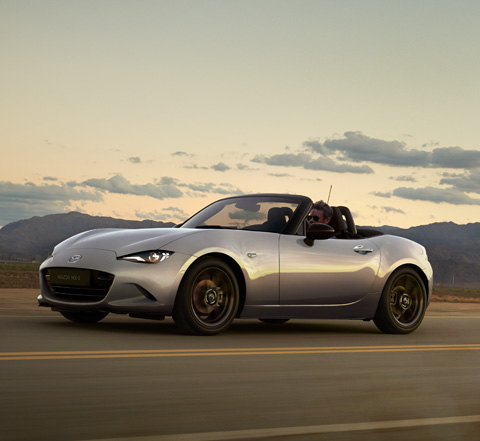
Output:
top-left (296, 205), bottom-right (384, 239)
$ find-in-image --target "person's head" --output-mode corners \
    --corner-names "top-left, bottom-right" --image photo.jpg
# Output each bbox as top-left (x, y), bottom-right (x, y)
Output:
top-left (308, 200), bottom-right (332, 225)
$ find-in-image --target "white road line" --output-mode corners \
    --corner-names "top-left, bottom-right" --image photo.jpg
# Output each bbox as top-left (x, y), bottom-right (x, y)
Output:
top-left (81, 415), bottom-right (480, 441)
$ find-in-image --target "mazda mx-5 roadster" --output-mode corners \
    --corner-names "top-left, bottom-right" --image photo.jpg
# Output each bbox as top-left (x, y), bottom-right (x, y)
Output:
top-left (38, 193), bottom-right (433, 335)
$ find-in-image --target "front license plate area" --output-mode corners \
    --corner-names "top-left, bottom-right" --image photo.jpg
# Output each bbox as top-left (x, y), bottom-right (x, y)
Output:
top-left (49, 268), bottom-right (91, 287)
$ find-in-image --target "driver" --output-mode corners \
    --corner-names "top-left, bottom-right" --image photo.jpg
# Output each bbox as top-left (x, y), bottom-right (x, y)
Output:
top-left (308, 200), bottom-right (332, 225)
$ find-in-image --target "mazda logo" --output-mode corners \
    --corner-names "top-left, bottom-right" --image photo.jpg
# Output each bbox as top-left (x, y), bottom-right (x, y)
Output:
top-left (68, 255), bottom-right (82, 263)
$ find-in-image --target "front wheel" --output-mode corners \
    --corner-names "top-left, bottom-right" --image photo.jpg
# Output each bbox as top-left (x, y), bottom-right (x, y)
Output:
top-left (374, 268), bottom-right (427, 334)
top-left (60, 311), bottom-right (109, 323)
top-left (172, 258), bottom-right (239, 335)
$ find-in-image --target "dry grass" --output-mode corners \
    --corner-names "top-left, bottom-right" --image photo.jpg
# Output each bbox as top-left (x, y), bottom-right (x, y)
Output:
top-left (0, 263), bottom-right (40, 289)
top-left (431, 285), bottom-right (480, 303)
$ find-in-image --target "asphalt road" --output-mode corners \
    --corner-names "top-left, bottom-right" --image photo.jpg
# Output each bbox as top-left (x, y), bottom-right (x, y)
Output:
top-left (1, 298), bottom-right (480, 441)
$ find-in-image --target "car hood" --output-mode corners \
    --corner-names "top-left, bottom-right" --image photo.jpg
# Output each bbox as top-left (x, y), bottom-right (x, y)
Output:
top-left (54, 228), bottom-right (200, 256)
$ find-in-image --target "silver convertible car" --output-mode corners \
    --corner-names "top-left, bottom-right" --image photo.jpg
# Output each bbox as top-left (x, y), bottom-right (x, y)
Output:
top-left (38, 194), bottom-right (433, 335)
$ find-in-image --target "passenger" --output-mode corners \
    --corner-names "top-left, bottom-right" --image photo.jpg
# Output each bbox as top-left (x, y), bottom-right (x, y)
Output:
top-left (308, 200), bottom-right (332, 225)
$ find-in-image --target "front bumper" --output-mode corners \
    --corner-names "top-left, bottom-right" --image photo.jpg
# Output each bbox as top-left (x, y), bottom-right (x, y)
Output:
top-left (38, 247), bottom-right (193, 315)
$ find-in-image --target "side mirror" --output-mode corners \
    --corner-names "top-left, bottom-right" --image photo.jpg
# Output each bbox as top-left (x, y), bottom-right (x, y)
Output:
top-left (304, 223), bottom-right (335, 246)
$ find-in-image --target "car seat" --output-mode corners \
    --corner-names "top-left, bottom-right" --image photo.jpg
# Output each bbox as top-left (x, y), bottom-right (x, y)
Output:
top-left (262, 207), bottom-right (287, 233)
top-left (329, 207), bottom-right (349, 238)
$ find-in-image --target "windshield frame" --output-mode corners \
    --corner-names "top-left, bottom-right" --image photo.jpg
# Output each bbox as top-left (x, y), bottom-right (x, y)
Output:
top-left (179, 194), bottom-right (312, 235)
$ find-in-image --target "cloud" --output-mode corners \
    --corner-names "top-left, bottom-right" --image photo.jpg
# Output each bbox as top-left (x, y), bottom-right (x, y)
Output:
top-left (81, 175), bottom-right (183, 199)
top-left (182, 182), bottom-right (244, 196)
top-left (440, 170), bottom-right (480, 193)
top-left (237, 163), bottom-right (257, 170)
top-left (430, 147), bottom-right (480, 169)
top-left (306, 157), bottom-right (374, 173)
top-left (383, 206), bottom-right (406, 214)
top-left (252, 153), bottom-right (310, 167)
top-left (182, 183), bottom-right (216, 193)
top-left (267, 172), bottom-right (295, 178)
top-left (0, 175), bottom-right (245, 226)
top-left (163, 206), bottom-right (190, 216)
top-left (135, 208), bottom-right (187, 222)
top-left (386, 186), bottom-right (480, 205)
top-left (157, 176), bottom-right (177, 186)
top-left (172, 151), bottom-right (194, 157)
top-left (0, 199), bottom-right (73, 226)
top-left (78, 175), bottom-right (243, 200)
top-left (305, 132), bottom-right (426, 166)
top-left (252, 153), bottom-right (374, 174)
top-left (0, 181), bottom-right (102, 202)
top-left (372, 191), bottom-right (393, 198)
top-left (305, 131), bottom-right (480, 169)
top-left (390, 175), bottom-right (417, 182)
top-left (43, 176), bottom-right (58, 181)
top-left (0, 181), bottom-right (103, 226)
top-left (184, 164), bottom-right (208, 170)
top-left (128, 157), bottom-right (141, 163)
top-left (211, 162), bottom-right (231, 172)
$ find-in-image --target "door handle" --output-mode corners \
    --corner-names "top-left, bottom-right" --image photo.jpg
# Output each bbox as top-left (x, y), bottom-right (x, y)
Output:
top-left (353, 245), bottom-right (374, 254)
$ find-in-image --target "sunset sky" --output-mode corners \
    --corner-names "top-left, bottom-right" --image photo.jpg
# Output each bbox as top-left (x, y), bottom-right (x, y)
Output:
top-left (1, 0), bottom-right (480, 229)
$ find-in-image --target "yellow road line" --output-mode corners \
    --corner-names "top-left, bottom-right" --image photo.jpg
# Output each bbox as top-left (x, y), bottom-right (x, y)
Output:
top-left (1, 344), bottom-right (480, 361)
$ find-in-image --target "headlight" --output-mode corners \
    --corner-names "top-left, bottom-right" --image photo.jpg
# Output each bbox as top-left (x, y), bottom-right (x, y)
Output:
top-left (118, 250), bottom-right (173, 264)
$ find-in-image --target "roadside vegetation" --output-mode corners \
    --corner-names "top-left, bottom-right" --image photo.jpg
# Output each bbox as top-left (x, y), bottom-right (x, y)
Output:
top-left (0, 262), bottom-right (40, 289)
top-left (432, 285), bottom-right (480, 302)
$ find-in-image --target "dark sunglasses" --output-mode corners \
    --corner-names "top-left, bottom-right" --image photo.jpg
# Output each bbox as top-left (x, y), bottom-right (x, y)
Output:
top-left (307, 215), bottom-right (321, 222)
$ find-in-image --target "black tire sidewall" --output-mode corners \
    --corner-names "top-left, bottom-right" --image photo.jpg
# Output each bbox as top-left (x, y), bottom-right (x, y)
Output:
top-left (374, 268), bottom-right (427, 334)
top-left (173, 257), bottom-right (240, 335)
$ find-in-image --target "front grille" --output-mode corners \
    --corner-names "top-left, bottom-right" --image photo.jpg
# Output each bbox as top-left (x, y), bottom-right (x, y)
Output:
top-left (42, 268), bottom-right (115, 303)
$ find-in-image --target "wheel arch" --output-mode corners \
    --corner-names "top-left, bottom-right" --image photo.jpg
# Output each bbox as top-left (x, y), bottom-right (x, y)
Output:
top-left (373, 263), bottom-right (430, 334)
top-left (180, 252), bottom-right (247, 317)
top-left (388, 263), bottom-right (431, 301)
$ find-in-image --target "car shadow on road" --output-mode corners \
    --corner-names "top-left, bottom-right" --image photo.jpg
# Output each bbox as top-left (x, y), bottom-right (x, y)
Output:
top-left (230, 319), bottom-right (380, 335)
top-left (39, 316), bottom-right (380, 336)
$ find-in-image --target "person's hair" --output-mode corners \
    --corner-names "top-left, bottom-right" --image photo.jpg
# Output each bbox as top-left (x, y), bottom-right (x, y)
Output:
top-left (312, 200), bottom-right (333, 219)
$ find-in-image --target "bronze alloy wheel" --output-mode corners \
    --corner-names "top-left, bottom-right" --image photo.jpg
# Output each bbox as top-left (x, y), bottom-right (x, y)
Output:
top-left (173, 257), bottom-right (239, 335)
top-left (190, 266), bottom-right (235, 326)
top-left (374, 267), bottom-right (427, 334)
top-left (389, 273), bottom-right (425, 326)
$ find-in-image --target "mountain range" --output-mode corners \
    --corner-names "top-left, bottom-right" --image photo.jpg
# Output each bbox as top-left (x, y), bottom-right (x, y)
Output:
top-left (376, 223), bottom-right (480, 285)
top-left (0, 212), bottom-right (478, 284)
top-left (0, 212), bottom-right (175, 263)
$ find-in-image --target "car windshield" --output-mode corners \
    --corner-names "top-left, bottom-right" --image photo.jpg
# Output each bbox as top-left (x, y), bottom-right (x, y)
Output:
top-left (181, 196), bottom-right (300, 233)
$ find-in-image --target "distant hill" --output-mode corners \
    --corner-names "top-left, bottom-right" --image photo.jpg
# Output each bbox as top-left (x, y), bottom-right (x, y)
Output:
top-left (370, 222), bottom-right (480, 285)
top-left (0, 212), bottom-right (175, 262)
top-left (0, 212), bottom-right (479, 284)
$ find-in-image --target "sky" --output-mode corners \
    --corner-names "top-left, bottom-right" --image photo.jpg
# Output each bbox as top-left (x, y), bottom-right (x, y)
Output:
top-left (1, 0), bottom-right (480, 229)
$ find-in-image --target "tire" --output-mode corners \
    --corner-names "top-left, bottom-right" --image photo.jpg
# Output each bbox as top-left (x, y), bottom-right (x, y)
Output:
top-left (60, 311), bottom-right (109, 323)
top-left (172, 257), bottom-right (239, 335)
top-left (259, 319), bottom-right (290, 324)
top-left (374, 268), bottom-right (427, 334)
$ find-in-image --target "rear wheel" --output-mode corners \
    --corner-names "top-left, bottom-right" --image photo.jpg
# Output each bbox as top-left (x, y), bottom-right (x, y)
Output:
top-left (60, 311), bottom-right (109, 323)
top-left (172, 257), bottom-right (239, 335)
top-left (374, 268), bottom-right (427, 334)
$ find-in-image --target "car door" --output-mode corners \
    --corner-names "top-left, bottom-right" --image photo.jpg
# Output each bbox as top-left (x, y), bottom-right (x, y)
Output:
top-left (279, 235), bottom-right (380, 305)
